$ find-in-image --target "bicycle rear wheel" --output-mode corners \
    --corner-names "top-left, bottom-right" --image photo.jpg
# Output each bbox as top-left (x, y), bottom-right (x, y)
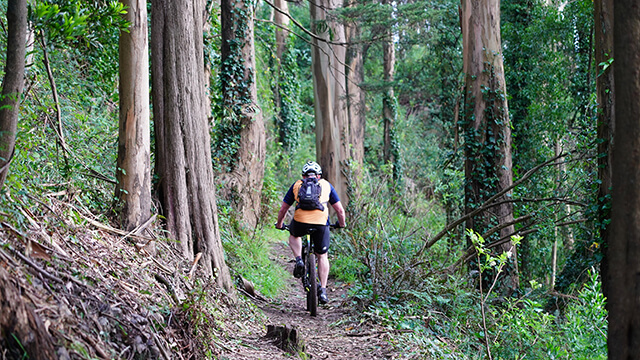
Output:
top-left (306, 253), bottom-right (318, 316)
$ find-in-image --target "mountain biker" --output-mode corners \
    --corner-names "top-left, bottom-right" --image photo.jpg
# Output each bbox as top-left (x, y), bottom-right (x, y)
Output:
top-left (275, 161), bottom-right (346, 305)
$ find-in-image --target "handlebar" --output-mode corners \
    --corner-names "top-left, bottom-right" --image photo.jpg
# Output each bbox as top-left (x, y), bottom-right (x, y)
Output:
top-left (275, 222), bottom-right (344, 230)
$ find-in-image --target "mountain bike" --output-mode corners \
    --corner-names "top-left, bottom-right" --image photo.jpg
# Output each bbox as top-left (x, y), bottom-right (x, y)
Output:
top-left (279, 223), bottom-right (338, 317)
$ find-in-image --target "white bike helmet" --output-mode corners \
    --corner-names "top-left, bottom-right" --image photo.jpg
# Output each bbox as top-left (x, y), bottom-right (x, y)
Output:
top-left (302, 161), bottom-right (322, 176)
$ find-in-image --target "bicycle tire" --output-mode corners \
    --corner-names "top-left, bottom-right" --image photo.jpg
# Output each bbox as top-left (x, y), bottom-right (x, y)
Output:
top-left (306, 253), bottom-right (318, 316)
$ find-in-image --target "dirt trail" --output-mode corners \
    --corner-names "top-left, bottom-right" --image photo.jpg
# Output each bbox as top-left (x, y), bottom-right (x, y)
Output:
top-left (222, 241), bottom-right (397, 359)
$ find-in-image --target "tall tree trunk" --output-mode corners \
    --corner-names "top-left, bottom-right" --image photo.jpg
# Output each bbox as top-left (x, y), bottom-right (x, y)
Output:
top-left (461, 0), bottom-right (518, 289)
top-left (272, 0), bottom-right (301, 152)
top-left (116, 0), bottom-right (151, 231)
top-left (381, 0), bottom-right (396, 169)
top-left (150, 0), bottom-right (234, 294)
top-left (0, 0), bottom-right (27, 189)
top-left (594, 0), bottom-right (614, 301)
top-left (272, 0), bottom-right (289, 129)
top-left (219, 0), bottom-right (266, 228)
top-left (608, 1), bottom-right (640, 357)
top-left (310, 0), bottom-right (349, 204)
top-left (274, 0), bottom-right (289, 64)
top-left (344, 0), bottom-right (365, 198)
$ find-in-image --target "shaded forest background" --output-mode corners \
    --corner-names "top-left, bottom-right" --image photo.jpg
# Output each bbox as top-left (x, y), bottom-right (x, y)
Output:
top-left (0, 0), bottom-right (615, 358)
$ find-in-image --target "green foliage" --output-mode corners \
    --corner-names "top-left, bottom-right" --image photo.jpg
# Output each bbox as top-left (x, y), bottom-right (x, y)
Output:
top-left (218, 205), bottom-right (288, 297)
top-left (329, 253), bottom-right (367, 284)
top-left (555, 270), bottom-right (607, 358)
top-left (502, 0), bottom-right (599, 287)
top-left (4, 27), bottom-right (119, 214)
top-left (30, 0), bottom-right (129, 93)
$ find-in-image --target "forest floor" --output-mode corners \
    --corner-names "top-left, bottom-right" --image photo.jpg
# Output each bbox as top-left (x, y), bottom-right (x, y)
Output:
top-left (0, 197), bottom-right (401, 359)
top-left (220, 241), bottom-right (399, 360)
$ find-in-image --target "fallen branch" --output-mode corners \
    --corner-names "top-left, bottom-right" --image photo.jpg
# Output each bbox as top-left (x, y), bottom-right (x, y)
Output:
top-left (79, 212), bottom-right (155, 243)
top-left (154, 273), bottom-right (180, 305)
top-left (0, 237), bottom-right (63, 285)
top-left (345, 329), bottom-right (414, 337)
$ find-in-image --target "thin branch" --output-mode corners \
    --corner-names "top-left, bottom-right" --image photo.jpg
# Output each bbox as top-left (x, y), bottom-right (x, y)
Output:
top-left (453, 217), bottom-right (588, 271)
top-left (39, 35), bottom-right (68, 160)
top-left (481, 214), bottom-right (533, 239)
top-left (414, 153), bottom-right (567, 258)
top-left (263, 0), bottom-right (349, 46)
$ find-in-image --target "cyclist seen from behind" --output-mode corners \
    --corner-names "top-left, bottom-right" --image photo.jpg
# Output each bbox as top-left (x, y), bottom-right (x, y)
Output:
top-left (275, 161), bottom-right (346, 304)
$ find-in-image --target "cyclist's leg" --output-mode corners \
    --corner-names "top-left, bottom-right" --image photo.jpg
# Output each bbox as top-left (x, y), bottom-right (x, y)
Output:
top-left (317, 252), bottom-right (329, 288)
top-left (288, 234), bottom-right (302, 258)
top-left (288, 220), bottom-right (307, 258)
top-left (311, 225), bottom-right (331, 288)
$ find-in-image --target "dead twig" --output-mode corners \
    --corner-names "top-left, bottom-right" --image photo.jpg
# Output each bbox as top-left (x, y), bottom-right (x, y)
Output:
top-left (188, 252), bottom-right (202, 280)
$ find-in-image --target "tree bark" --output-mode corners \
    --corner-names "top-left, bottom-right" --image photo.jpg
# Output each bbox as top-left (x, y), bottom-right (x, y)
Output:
top-left (116, 0), bottom-right (151, 231)
top-left (461, 0), bottom-right (517, 289)
top-left (608, 1), bottom-right (640, 357)
top-left (274, 0), bottom-right (289, 62)
top-left (219, 0), bottom-right (266, 228)
top-left (150, 0), bottom-right (234, 294)
top-left (272, 0), bottom-right (289, 129)
top-left (0, 0), bottom-right (27, 189)
top-left (344, 0), bottom-right (365, 196)
top-left (310, 0), bottom-right (349, 205)
top-left (594, 0), bottom-right (614, 301)
top-left (0, 267), bottom-right (57, 359)
top-left (381, 0), bottom-right (396, 168)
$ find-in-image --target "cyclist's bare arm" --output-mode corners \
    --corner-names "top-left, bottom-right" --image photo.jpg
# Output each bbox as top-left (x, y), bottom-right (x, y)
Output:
top-left (276, 201), bottom-right (291, 229)
top-left (331, 201), bottom-right (347, 228)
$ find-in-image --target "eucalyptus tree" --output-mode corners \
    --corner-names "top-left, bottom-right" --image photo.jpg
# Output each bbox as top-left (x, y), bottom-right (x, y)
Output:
top-left (0, 0), bottom-right (27, 189)
top-left (270, 0), bottom-right (302, 152)
top-left (150, 0), bottom-right (233, 293)
top-left (461, 0), bottom-right (517, 288)
top-left (380, 0), bottom-right (398, 179)
top-left (216, 0), bottom-right (266, 228)
top-left (310, 0), bottom-right (349, 203)
top-left (115, 0), bottom-right (151, 231)
top-left (609, 1), bottom-right (640, 355)
top-left (594, 0), bottom-right (614, 299)
top-left (344, 0), bottom-right (366, 171)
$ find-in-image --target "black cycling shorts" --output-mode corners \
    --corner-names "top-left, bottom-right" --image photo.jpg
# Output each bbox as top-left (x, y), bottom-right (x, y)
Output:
top-left (289, 219), bottom-right (330, 254)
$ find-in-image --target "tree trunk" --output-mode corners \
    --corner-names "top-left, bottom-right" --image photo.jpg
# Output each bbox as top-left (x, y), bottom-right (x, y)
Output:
top-left (344, 0), bottom-right (365, 197)
top-left (219, 0), bottom-right (266, 228)
top-left (0, 0), bottom-right (27, 189)
top-left (608, 1), bottom-right (640, 357)
top-left (461, 0), bottom-right (518, 289)
top-left (116, 0), bottom-right (151, 231)
top-left (150, 0), bottom-right (234, 294)
top-left (274, 0), bottom-right (289, 63)
top-left (272, 0), bottom-right (289, 131)
top-left (381, 0), bottom-right (396, 169)
top-left (310, 0), bottom-right (349, 205)
top-left (0, 267), bottom-right (57, 359)
top-left (594, 0), bottom-right (614, 301)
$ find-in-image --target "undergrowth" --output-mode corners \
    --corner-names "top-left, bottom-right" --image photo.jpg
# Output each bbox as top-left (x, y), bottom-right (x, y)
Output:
top-left (329, 167), bottom-right (608, 358)
top-left (218, 204), bottom-right (289, 298)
